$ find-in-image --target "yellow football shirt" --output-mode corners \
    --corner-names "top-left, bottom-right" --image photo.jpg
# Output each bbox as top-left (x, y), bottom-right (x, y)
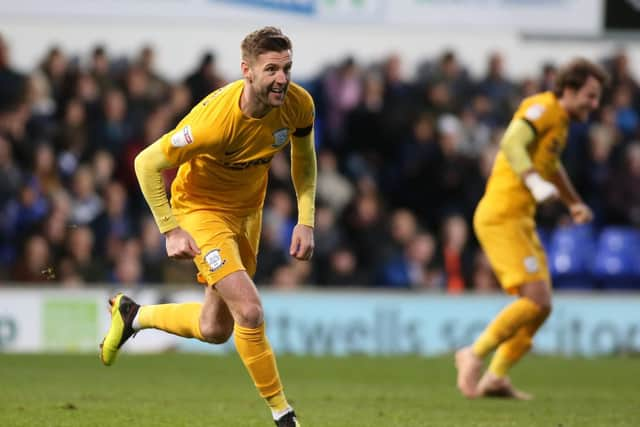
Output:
top-left (159, 79), bottom-right (315, 217)
top-left (483, 91), bottom-right (569, 217)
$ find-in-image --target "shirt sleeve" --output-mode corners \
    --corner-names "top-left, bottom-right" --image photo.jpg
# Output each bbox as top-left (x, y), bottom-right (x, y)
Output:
top-left (500, 118), bottom-right (537, 175)
top-left (160, 100), bottom-right (223, 165)
top-left (295, 88), bottom-right (315, 131)
top-left (291, 90), bottom-right (317, 227)
top-left (514, 96), bottom-right (557, 136)
top-left (137, 99), bottom-right (222, 233)
top-left (134, 141), bottom-right (179, 233)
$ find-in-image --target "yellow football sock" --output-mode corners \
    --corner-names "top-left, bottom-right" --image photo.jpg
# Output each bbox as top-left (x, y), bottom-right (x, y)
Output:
top-left (266, 391), bottom-right (290, 415)
top-left (488, 305), bottom-right (550, 377)
top-left (487, 327), bottom-right (531, 377)
top-left (472, 297), bottom-right (542, 358)
top-left (137, 303), bottom-right (204, 340)
top-left (234, 323), bottom-right (287, 411)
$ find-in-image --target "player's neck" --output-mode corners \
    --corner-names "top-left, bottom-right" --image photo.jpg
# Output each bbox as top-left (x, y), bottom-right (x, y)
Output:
top-left (240, 85), bottom-right (272, 118)
top-left (557, 97), bottom-right (572, 121)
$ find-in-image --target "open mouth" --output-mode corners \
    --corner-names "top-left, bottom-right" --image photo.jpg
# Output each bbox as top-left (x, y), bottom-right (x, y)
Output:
top-left (270, 84), bottom-right (287, 95)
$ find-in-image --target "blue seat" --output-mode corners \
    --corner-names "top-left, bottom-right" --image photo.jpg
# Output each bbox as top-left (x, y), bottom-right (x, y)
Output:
top-left (593, 227), bottom-right (640, 290)
top-left (548, 224), bottom-right (596, 289)
top-left (536, 227), bottom-right (552, 253)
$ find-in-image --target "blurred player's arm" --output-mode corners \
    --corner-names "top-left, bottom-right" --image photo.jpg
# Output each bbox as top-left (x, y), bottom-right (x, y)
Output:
top-left (501, 119), bottom-right (558, 202)
top-left (548, 161), bottom-right (593, 223)
top-left (548, 161), bottom-right (581, 206)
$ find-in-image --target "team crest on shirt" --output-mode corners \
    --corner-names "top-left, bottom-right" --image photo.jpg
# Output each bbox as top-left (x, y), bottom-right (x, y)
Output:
top-left (272, 128), bottom-right (289, 148)
top-left (171, 125), bottom-right (194, 147)
top-left (205, 249), bottom-right (226, 272)
top-left (524, 104), bottom-right (545, 121)
top-left (523, 256), bottom-right (539, 273)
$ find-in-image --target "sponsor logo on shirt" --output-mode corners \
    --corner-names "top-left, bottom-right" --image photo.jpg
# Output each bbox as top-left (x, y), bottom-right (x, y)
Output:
top-left (272, 128), bottom-right (289, 148)
top-left (223, 156), bottom-right (274, 169)
top-left (171, 125), bottom-right (194, 147)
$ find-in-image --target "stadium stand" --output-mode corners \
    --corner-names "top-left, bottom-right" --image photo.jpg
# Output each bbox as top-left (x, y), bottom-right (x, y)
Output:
top-left (0, 34), bottom-right (639, 291)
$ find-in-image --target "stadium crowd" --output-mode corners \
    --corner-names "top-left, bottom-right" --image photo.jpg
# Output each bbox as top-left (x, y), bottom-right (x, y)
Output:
top-left (0, 34), bottom-right (639, 291)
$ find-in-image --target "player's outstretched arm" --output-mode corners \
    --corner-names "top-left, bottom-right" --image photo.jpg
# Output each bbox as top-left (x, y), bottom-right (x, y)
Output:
top-left (289, 129), bottom-right (317, 261)
top-left (549, 162), bottom-right (593, 224)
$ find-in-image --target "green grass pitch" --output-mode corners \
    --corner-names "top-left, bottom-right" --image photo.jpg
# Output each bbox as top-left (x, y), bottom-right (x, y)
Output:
top-left (1, 353), bottom-right (638, 426)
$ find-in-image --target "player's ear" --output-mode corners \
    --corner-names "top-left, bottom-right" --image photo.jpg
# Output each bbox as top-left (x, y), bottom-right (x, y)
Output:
top-left (241, 60), bottom-right (252, 82)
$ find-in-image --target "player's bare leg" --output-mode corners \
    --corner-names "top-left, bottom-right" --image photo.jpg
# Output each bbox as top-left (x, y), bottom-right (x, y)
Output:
top-left (216, 271), bottom-right (299, 426)
top-left (455, 346), bottom-right (483, 398)
top-left (477, 371), bottom-right (533, 400)
top-left (198, 285), bottom-right (234, 343)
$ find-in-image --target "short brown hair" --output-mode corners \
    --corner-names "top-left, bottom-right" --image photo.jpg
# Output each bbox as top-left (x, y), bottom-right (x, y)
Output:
top-left (554, 58), bottom-right (609, 96)
top-left (241, 27), bottom-right (292, 63)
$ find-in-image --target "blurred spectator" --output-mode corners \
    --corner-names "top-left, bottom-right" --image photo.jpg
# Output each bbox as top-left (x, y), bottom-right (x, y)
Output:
top-left (10, 234), bottom-right (52, 282)
top-left (37, 46), bottom-right (68, 107)
top-left (440, 214), bottom-right (474, 294)
top-left (539, 62), bottom-right (557, 92)
top-left (69, 165), bottom-right (103, 226)
top-left (112, 237), bottom-right (143, 286)
top-left (477, 52), bottom-right (516, 123)
top-left (64, 225), bottom-right (106, 283)
top-left (316, 149), bottom-right (354, 215)
top-left (263, 188), bottom-right (296, 251)
top-left (343, 70), bottom-right (388, 179)
top-left (606, 143), bottom-right (640, 226)
top-left (343, 192), bottom-right (387, 274)
top-left (611, 84), bottom-right (639, 139)
top-left (94, 88), bottom-right (132, 158)
top-left (376, 232), bottom-right (442, 289)
top-left (55, 98), bottom-right (89, 173)
top-left (124, 64), bottom-right (155, 135)
top-left (90, 45), bottom-right (112, 94)
top-left (168, 84), bottom-right (192, 126)
top-left (325, 246), bottom-right (366, 286)
top-left (0, 134), bottom-right (22, 208)
top-left (32, 143), bottom-right (62, 197)
top-left (470, 251), bottom-right (499, 293)
top-left (577, 124), bottom-right (615, 224)
top-left (184, 52), bottom-right (225, 106)
top-left (93, 180), bottom-right (132, 253)
top-left (139, 215), bottom-right (167, 283)
top-left (92, 150), bottom-right (115, 192)
top-left (383, 208), bottom-right (419, 261)
top-left (255, 216), bottom-right (289, 286)
top-left (321, 56), bottom-right (362, 151)
top-left (137, 45), bottom-right (169, 103)
top-left (312, 204), bottom-right (344, 285)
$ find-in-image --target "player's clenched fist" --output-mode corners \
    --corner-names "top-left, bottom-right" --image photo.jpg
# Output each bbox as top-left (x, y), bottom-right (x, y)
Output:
top-left (165, 227), bottom-right (201, 259)
top-left (569, 203), bottom-right (593, 224)
top-left (289, 224), bottom-right (314, 261)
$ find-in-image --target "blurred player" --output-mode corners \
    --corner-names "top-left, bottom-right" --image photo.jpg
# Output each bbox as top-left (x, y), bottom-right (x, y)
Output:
top-left (100, 27), bottom-right (316, 426)
top-left (456, 58), bottom-right (608, 399)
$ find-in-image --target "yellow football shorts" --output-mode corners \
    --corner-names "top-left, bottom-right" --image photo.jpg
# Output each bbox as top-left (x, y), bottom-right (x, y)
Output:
top-left (473, 202), bottom-right (550, 294)
top-left (175, 209), bottom-right (262, 286)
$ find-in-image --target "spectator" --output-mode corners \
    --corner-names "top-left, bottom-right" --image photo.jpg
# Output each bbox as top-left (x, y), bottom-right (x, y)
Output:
top-left (11, 234), bottom-right (52, 282)
top-left (184, 52), bottom-right (225, 107)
